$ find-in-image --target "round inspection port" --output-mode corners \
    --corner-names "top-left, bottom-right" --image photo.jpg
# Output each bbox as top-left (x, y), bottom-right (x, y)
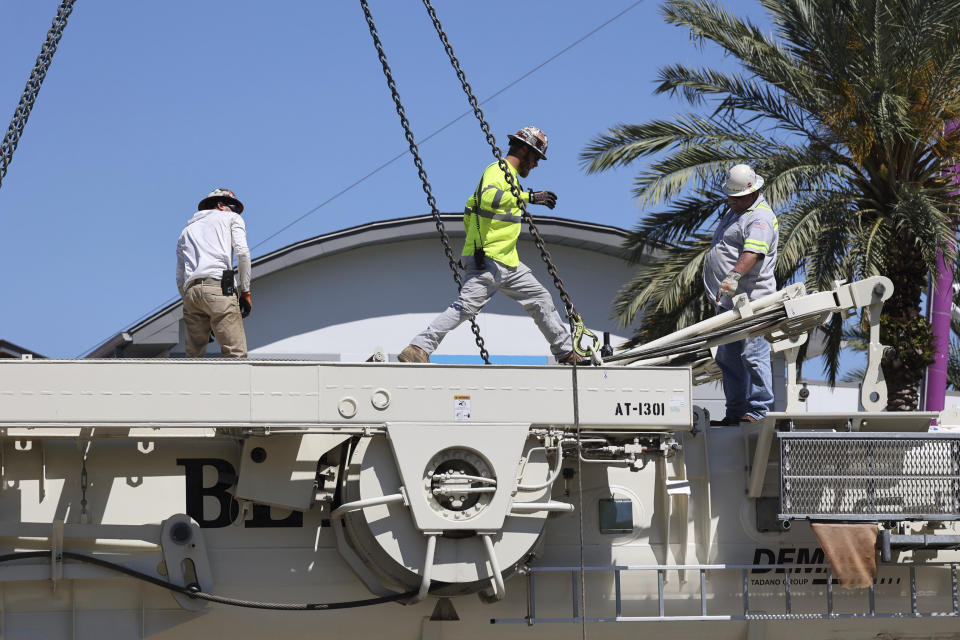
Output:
top-left (338, 397), bottom-right (358, 419)
top-left (371, 388), bottom-right (391, 411)
top-left (250, 447), bottom-right (267, 463)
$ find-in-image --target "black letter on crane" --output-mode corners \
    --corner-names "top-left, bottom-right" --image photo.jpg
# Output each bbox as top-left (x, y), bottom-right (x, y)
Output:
top-left (176, 458), bottom-right (240, 528)
top-left (752, 548), bottom-right (776, 574)
top-left (246, 503), bottom-right (303, 528)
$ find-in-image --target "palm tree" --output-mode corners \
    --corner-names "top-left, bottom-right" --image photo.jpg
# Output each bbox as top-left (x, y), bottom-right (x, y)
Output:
top-left (582, 0), bottom-right (960, 410)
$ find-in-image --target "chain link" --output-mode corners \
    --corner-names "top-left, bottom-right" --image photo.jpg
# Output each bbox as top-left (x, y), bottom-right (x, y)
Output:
top-left (0, 0), bottom-right (77, 192)
top-left (360, 0), bottom-right (490, 364)
top-left (420, 0), bottom-right (579, 321)
top-left (79, 439), bottom-right (89, 524)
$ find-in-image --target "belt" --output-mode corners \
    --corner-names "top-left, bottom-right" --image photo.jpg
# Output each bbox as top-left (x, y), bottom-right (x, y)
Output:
top-left (187, 277), bottom-right (220, 288)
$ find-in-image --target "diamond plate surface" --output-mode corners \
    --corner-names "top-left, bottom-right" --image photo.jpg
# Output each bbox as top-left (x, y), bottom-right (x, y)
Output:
top-left (779, 436), bottom-right (960, 519)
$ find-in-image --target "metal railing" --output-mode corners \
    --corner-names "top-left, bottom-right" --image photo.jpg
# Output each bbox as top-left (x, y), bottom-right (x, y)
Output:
top-left (491, 562), bottom-right (960, 624)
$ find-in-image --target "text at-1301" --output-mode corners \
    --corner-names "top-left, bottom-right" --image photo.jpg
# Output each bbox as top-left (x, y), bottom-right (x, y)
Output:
top-left (614, 401), bottom-right (665, 417)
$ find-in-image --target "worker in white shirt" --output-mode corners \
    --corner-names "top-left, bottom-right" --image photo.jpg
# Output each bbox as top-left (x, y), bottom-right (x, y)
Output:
top-left (175, 188), bottom-right (252, 358)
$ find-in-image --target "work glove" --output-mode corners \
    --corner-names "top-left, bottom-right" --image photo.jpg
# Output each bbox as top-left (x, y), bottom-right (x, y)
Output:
top-left (239, 291), bottom-right (252, 318)
top-left (529, 190), bottom-right (557, 209)
top-left (716, 271), bottom-right (742, 301)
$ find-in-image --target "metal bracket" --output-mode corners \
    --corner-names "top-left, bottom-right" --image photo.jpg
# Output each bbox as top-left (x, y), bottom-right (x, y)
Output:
top-left (656, 446), bottom-right (691, 583)
top-left (366, 346), bottom-right (386, 363)
top-left (861, 300), bottom-right (888, 411)
top-left (411, 533), bottom-right (438, 604)
top-left (880, 530), bottom-right (960, 562)
top-left (159, 514), bottom-right (213, 611)
top-left (40, 440), bottom-right (46, 503)
top-left (681, 423), bottom-right (713, 561)
top-left (781, 345), bottom-right (803, 413)
top-left (236, 433), bottom-right (350, 510)
top-left (766, 323), bottom-right (809, 413)
top-left (50, 519), bottom-right (63, 591)
top-left (732, 293), bottom-right (753, 318)
top-left (331, 482), bottom-right (401, 597)
top-left (480, 533), bottom-right (505, 600)
top-left (744, 417), bottom-right (778, 499)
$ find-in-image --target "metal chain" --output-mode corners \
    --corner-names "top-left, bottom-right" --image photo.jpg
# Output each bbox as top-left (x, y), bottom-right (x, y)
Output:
top-left (0, 0), bottom-right (77, 191)
top-left (420, 0), bottom-right (579, 322)
top-left (79, 440), bottom-right (89, 524)
top-left (359, 0), bottom-right (490, 364)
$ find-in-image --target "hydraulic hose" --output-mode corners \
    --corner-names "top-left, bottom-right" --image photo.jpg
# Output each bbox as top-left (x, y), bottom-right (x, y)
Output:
top-left (0, 550), bottom-right (414, 610)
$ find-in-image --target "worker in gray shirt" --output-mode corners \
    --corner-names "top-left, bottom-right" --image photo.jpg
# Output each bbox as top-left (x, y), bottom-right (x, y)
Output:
top-left (703, 164), bottom-right (778, 425)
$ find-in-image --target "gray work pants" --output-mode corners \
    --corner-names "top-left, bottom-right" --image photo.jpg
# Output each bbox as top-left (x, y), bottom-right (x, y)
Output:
top-left (410, 259), bottom-right (572, 359)
top-left (182, 281), bottom-right (248, 358)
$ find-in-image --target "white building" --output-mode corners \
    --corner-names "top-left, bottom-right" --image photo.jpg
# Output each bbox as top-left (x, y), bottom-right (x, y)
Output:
top-left (87, 213), bottom-right (959, 417)
top-left (90, 214), bottom-right (635, 364)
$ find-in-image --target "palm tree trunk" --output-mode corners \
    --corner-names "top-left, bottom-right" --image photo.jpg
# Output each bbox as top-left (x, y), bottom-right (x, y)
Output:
top-left (926, 249), bottom-right (954, 410)
top-left (880, 240), bottom-right (935, 410)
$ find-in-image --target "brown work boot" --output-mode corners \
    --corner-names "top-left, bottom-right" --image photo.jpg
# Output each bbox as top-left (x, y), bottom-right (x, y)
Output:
top-left (398, 345), bottom-right (429, 363)
top-left (558, 351), bottom-right (589, 365)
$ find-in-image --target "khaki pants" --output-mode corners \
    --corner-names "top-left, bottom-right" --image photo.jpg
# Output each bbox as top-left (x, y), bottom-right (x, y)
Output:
top-left (182, 281), bottom-right (247, 358)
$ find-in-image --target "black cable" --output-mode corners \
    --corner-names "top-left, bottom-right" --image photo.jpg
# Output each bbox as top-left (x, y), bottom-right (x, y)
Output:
top-left (0, 550), bottom-right (414, 610)
top-left (0, 551), bottom-right (47, 563)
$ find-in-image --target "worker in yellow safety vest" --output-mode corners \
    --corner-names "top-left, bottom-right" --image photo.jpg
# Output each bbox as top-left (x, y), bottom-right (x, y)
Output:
top-left (398, 126), bottom-right (579, 364)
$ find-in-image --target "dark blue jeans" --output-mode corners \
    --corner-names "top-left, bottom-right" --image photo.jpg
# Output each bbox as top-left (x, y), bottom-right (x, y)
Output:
top-left (715, 335), bottom-right (774, 420)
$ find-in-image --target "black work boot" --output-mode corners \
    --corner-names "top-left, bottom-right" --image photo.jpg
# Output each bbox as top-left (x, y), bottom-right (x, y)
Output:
top-left (709, 416), bottom-right (739, 426)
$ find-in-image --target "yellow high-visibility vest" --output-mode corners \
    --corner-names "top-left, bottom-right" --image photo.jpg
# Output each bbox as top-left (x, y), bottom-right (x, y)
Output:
top-left (462, 161), bottom-right (530, 268)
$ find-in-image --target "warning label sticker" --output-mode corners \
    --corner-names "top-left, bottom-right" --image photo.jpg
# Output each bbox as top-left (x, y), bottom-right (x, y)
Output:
top-left (669, 395), bottom-right (687, 412)
top-left (454, 395), bottom-right (471, 422)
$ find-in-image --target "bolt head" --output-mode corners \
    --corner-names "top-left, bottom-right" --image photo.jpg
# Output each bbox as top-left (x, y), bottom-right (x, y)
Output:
top-left (170, 522), bottom-right (193, 545)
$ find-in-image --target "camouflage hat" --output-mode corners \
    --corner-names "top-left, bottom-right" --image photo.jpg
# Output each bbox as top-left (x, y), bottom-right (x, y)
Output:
top-left (198, 188), bottom-right (244, 213)
top-left (507, 126), bottom-right (548, 160)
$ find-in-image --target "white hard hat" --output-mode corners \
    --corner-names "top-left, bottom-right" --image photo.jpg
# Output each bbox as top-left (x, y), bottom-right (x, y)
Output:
top-left (198, 188), bottom-right (244, 213)
top-left (723, 164), bottom-right (764, 197)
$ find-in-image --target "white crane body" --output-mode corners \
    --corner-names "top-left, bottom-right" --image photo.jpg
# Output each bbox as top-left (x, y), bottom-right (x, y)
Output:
top-left (0, 277), bottom-right (958, 639)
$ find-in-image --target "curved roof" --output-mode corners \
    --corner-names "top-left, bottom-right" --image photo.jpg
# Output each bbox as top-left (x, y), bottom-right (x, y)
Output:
top-left (88, 214), bottom-right (631, 357)
top-left (248, 213), bottom-right (630, 282)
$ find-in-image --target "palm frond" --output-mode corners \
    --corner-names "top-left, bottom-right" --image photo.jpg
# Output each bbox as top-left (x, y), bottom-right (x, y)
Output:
top-left (655, 65), bottom-right (811, 135)
top-left (583, 0), bottom-right (960, 401)
top-left (621, 195), bottom-right (723, 262)
top-left (611, 234), bottom-right (713, 328)
top-left (819, 310), bottom-right (846, 386)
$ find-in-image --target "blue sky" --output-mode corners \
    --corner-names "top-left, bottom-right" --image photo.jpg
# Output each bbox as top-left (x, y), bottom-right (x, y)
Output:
top-left (2, 0), bottom-right (824, 363)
